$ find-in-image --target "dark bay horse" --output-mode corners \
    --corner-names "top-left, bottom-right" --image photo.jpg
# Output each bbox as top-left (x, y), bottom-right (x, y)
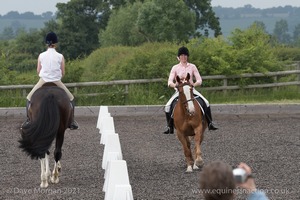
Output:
top-left (19, 84), bottom-right (72, 188)
top-left (173, 73), bottom-right (208, 172)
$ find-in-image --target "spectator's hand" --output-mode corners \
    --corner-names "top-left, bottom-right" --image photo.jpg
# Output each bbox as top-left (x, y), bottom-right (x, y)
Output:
top-left (237, 162), bottom-right (256, 193)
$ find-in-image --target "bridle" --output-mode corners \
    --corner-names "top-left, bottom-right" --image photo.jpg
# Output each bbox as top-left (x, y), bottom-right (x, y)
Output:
top-left (176, 83), bottom-right (195, 104)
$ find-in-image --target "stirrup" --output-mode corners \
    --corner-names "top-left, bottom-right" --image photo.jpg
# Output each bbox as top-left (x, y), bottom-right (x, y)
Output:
top-left (69, 120), bottom-right (79, 130)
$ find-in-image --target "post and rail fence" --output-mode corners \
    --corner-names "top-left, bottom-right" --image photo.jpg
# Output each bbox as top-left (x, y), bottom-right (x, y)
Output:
top-left (1, 69), bottom-right (300, 98)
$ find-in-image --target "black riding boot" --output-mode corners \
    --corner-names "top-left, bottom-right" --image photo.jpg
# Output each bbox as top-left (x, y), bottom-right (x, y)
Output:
top-left (163, 112), bottom-right (174, 134)
top-left (21, 100), bottom-right (30, 129)
top-left (69, 100), bottom-right (79, 130)
top-left (205, 106), bottom-right (218, 130)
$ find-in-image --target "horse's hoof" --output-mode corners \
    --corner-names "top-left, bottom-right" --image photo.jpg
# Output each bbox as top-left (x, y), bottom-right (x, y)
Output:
top-left (40, 182), bottom-right (48, 188)
top-left (195, 159), bottom-right (204, 168)
top-left (193, 164), bottom-right (200, 170)
top-left (186, 166), bottom-right (193, 173)
top-left (51, 176), bottom-right (59, 184)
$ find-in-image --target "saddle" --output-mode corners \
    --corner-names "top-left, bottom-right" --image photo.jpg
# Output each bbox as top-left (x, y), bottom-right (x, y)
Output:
top-left (171, 95), bottom-right (205, 118)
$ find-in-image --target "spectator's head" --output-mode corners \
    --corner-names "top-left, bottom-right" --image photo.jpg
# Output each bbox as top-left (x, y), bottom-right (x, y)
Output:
top-left (199, 161), bottom-right (236, 200)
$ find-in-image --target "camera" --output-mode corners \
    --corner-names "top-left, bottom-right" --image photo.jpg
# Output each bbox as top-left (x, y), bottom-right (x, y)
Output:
top-left (232, 168), bottom-right (247, 183)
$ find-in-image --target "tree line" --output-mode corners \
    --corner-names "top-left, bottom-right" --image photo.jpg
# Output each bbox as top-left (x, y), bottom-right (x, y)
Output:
top-left (0, 11), bottom-right (55, 19)
top-left (214, 4), bottom-right (300, 19)
top-left (0, 0), bottom-right (221, 59)
top-left (1, 0), bottom-right (300, 87)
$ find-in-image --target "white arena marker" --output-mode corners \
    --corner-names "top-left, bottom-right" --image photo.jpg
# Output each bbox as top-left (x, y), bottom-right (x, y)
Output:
top-left (97, 106), bottom-right (110, 129)
top-left (103, 160), bottom-right (132, 200)
top-left (104, 152), bottom-right (121, 179)
top-left (113, 185), bottom-right (134, 200)
top-left (102, 134), bottom-right (123, 169)
top-left (100, 117), bottom-right (115, 144)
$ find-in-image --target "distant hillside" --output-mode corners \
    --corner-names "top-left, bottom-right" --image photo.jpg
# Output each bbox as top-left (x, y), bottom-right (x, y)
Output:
top-left (213, 5), bottom-right (300, 36)
top-left (1, 6), bottom-right (300, 38)
top-left (0, 19), bottom-right (50, 33)
top-left (0, 11), bottom-right (54, 33)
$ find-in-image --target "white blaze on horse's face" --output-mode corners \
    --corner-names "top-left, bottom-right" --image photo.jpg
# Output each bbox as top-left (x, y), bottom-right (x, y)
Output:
top-left (183, 85), bottom-right (195, 114)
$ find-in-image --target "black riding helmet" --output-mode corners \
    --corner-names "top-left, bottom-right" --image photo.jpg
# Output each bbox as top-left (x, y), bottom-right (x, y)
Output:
top-left (177, 46), bottom-right (189, 57)
top-left (45, 32), bottom-right (58, 46)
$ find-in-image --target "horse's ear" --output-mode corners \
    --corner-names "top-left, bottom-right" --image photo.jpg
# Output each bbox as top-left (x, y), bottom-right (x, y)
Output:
top-left (176, 75), bottom-right (181, 83)
top-left (186, 73), bottom-right (190, 81)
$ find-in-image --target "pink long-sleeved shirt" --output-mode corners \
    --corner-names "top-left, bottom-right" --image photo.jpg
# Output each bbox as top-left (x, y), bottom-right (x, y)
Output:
top-left (168, 62), bottom-right (202, 87)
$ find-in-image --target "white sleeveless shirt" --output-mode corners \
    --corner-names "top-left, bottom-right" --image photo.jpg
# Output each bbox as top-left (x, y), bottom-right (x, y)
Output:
top-left (39, 48), bottom-right (63, 82)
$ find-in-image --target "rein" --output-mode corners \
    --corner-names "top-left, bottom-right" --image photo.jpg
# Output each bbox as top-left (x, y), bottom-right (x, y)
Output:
top-left (182, 98), bottom-right (194, 104)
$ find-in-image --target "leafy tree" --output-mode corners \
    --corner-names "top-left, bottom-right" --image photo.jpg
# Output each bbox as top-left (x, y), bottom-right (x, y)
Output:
top-left (252, 21), bottom-right (267, 33)
top-left (21, 12), bottom-right (37, 19)
top-left (14, 29), bottom-right (44, 57)
top-left (101, 0), bottom-right (196, 46)
top-left (183, 0), bottom-right (222, 37)
top-left (100, 2), bottom-right (145, 46)
top-left (3, 11), bottom-right (20, 19)
top-left (55, 0), bottom-right (102, 59)
top-left (10, 21), bottom-right (24, 33)
top-left (293, 24), bottom-right (300, 43)
top-left (0, 27), bottom-right (14, 40)
top-left (0, 48), bottom-right (17, 85)
top-left (229, 24), bottom-right (280, 73)
top-left (41, 11), bottom-right (54, 19)
top-left (1, 29), bottom-right (42, 72)
top-left (192, 23), bottom-right (280, 78)
top-left (137, 0), bottom-right (195, 42)
top-left (273, 19), bottom-right (291, 44)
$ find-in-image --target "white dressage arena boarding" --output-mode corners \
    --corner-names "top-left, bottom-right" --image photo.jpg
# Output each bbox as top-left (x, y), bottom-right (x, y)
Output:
top-left (97, 106), bottom-right (134, 200)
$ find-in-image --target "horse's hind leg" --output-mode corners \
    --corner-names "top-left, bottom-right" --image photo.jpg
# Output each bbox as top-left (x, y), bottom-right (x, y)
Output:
top-left (51, 161), bottom-right (61, 184)
top-left (45, 152), bottom-right (51, 179)
top-left (40, 153), bottom-right (50, 188)
top-left (51, 132), bottom-right (64, 184)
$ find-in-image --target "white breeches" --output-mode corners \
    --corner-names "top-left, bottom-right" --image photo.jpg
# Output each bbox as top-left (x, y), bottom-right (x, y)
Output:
top-left (164, 88), bottom-right (209, 113)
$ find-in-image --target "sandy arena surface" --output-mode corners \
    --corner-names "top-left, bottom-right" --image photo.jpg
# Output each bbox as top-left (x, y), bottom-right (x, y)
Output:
top-left (0, 112), bottom-right (299, 200)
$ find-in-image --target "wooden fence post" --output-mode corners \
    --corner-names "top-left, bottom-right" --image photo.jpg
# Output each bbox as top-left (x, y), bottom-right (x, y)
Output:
top-left (223, 78), bottom-right (227, 94)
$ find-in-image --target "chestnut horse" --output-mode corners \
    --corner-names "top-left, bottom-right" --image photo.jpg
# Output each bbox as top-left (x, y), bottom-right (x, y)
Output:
top-left (19, 84), bottom-right (72, 188)
top-left (173, 73), bottom-right (208, 172)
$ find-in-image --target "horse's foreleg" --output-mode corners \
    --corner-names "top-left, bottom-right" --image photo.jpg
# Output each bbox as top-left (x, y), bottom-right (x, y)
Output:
top-left (193, 129), bottom-right (204, 169)
top-left (40, 153), bottom-right (49, 188)
top-left (177, 133), bottom-right (193, 172)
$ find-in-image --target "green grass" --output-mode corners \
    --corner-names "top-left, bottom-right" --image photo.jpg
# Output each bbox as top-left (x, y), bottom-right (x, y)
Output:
top-left (1, 85), bottom-right (300, 107)
top-left (202, 86), bottom-right (300, 104)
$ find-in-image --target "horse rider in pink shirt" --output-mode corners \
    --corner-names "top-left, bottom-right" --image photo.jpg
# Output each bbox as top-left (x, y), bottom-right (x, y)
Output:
top-left (163, 46), bottom-right (218, 134)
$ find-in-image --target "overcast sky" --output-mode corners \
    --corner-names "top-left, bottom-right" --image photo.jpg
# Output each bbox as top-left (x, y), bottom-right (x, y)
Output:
top-left (0, 0), bottom-right (300, 15)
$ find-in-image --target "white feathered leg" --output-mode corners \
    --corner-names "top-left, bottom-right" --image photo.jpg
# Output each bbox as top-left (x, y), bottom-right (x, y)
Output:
top-left (51, 161), bottom-right (61, 184)
top-left (45, 153), bottom-right (51, 179)
top-left (40, 154), bottom-right (49, 188)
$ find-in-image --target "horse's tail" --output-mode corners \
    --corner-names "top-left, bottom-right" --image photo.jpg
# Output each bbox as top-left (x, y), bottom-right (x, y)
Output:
top-left (19, 94), bottom-right (60, 159)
